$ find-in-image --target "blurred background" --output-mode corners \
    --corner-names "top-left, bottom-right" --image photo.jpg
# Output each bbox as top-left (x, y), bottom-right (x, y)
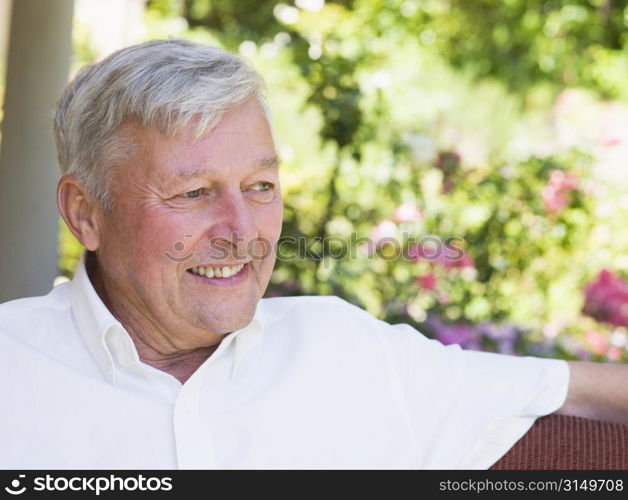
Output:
top-left (1, 0), bottom-right (628, 361)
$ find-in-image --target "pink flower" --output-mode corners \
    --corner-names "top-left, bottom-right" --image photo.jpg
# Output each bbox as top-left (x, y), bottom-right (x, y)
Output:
top-left (555, 89), bottom-right (582, 111)
top-left (417, 273), bottom-right (437, 290)
top-left (585, 330), bottom-right (608, 356)
top-left (598, 102), bottom-right (628, 147)
top-left (394, 201), bottom-right (424, 223)
top-left (406, 241), bottom-right (474, 269)
top-left (549, 170), bottom-right (578, 190)
top-left (369, 220), bottom-right (397, 248)
top-left (582, 269), bottom-right (628, 327)
top-left (542, 170), bottom-right (579, 214)
top-left (456, 252), bottom-right (475, 269)
top-left (542, 186), bottom-right (569, 214)
top-left (435, 249), bottom-right (475, 269)
top-left (406, 244), bottom-right (423, 262)
top-left (607, 347), bottom-right (622, 362)
top-left (406, 242), bottom-right (438, 262)
top-left (437, 292), bottom-right (451, 305)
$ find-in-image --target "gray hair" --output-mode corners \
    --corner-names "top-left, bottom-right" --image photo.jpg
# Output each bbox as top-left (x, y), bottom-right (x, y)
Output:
top-left (53, 38), bottom-right (270, 211)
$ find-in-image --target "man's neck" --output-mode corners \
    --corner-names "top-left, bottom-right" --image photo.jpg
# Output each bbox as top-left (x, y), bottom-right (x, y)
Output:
top-left (136, 344), bottom-right (218, 385)
top-left (85, 251), bottom-right (220, 384)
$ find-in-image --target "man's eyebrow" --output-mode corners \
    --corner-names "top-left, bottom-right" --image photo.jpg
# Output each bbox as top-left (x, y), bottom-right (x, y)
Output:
top-left (257, 155), bottom-right (281, 170)
top-left (175, 156), bottom-right (281, 180)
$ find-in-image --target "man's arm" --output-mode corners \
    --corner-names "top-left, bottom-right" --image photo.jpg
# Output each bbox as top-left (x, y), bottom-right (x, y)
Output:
top-left (555, 361), bottom-right (628, 425)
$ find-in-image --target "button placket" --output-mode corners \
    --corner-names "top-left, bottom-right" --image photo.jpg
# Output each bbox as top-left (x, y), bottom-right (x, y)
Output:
top-left (173, 338), bottom-right (235, 469)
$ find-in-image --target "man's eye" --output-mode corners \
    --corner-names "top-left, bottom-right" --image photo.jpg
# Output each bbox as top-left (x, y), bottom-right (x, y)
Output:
top-left (182, 189), bottom-right (203, 199)
top-left (250, 182), bottom-right (275, 192)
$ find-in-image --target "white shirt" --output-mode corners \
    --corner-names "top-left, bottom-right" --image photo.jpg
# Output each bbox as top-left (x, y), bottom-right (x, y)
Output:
top-left (0, 256), bottom-right (569, 469)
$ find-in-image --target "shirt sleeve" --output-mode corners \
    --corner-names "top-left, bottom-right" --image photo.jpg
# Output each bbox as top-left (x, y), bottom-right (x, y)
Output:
top-left (382, 322), bottom-right (570, 469)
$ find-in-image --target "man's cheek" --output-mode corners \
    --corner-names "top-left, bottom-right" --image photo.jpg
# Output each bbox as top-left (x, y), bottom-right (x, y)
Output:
top-left (244, 238), bottom-right (268, 262)
top-left (163, 234), bottom-right (196, 263)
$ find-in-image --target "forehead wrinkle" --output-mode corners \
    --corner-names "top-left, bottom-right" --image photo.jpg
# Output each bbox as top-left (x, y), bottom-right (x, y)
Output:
top-left (174, 155), bottom-right (281, 180)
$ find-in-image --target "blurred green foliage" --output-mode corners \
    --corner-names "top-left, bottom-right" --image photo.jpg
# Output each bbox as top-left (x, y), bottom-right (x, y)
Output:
top-left (60, 0), bottom-right (628, 361)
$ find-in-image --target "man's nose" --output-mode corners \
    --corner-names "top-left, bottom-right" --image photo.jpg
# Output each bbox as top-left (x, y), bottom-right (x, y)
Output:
top-left (209, 189), bottom-right (258, 259)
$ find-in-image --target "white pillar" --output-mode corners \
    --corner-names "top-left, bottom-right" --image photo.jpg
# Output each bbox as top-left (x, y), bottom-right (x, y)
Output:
top-left (0, 0), bottom-right (74, 302)
top-left (0, 0), bottom-right (12, 72)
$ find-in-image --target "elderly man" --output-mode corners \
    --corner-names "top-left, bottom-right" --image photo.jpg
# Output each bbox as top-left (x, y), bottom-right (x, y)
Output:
top-left (0, 38), bottom-right (626, 469)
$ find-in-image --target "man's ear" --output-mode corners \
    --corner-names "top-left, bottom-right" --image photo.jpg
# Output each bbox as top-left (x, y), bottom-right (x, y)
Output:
top-left (57, 175), bottom-right (103, 251)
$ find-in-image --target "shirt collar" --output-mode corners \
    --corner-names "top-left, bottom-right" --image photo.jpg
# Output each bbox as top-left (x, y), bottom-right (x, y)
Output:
top-left (231, 305), bottom-right (264, 380)
top-left (69, 252), bottom-right (121, 383)
top-left (69, 252), bottom-right (265, 385)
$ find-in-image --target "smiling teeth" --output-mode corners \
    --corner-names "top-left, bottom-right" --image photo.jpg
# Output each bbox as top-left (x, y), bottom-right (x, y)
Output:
top-left (189, 264), bottom-right (245, 278)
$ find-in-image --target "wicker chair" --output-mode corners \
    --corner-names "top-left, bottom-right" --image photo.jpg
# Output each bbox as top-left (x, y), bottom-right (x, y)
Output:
top-left (490, 414), bottom-right (628, 470)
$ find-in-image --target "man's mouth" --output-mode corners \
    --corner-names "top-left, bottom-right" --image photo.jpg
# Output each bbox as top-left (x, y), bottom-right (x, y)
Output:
top-left (187, 263), bottom-right (247, 279)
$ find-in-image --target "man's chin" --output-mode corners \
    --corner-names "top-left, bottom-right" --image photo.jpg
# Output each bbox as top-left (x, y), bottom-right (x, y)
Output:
top-left (186, 286), bottom-right (263, 332)
top-left (198, 306), bottom-right (257, 335)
